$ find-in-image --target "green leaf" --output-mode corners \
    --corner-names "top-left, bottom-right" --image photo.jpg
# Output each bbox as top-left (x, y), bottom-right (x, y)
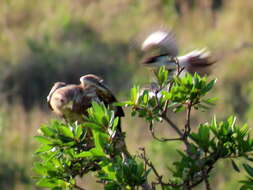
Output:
top-left (75, 148), bottom-right (106, 158)
top-left (112, 117), bottom-right (119, 131)
top-left (35, 145), bottom-right (52, 154)
top-left (75, 151), bottom-right (93, 158)
top-left (202, 97), bottom-right (218, 105)
top-left (245, 157), bottom-right (253, 162)
top-left (113, 101), bottom-right (133, 106)
top-left (93, 131), bottom-right (107, 153)
top-left (204, 79), bottom-right (217, 92)
top-left (240, 184), bottom-right (253, 190)
top-left (90, 148), bottom-right (106, 157)
top-left (231, 160), bottom-right (240, 172)
top-left (131, 86), bottom-right (139, 103)
top-left (83, 122), bottom-right (102, 131)
top-left (40, 125), bottom-right (56, 137)
top-left (244, 164), bottom-right (253, 177)
top-left (35, 136), bottom-right (52, 144)
top-left (60, 126), bottom-right (74, 138)
top-left (36, 178), bottom-right (58, 188)
top-left (74, 125), bottom-right (83, 139)
top-left (199, 125), bottom-right (210, 142)
top-left (197, 103), bottom-right (210, 111)
top-left (33, 163), bottom-right (47, 175)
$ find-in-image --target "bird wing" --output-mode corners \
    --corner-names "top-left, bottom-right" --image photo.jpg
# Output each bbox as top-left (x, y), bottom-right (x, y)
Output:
top-left (95, 83), bottom-right (124, 133)
top-left (142, 30), bottom-right (178, 57)
top-left (180, 49), bottom-right (217, 75)
top-left (94, 82), bottom-right (125, 117)
top-left (72, 86), bottom-right (94, 117)
top-left (85, 82), bottom-right (125, 117)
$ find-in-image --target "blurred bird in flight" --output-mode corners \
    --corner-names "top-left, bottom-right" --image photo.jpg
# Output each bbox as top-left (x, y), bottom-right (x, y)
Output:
top-left (141, 30), bottom-right (217, 76)
top-left (47, 74), bottom-right (124, 130)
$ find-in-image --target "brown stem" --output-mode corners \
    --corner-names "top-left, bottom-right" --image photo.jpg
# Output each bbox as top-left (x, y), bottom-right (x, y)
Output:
top-left (141, 182), bottom-right (153, 190)
top-left (189, 165), bottom-right (214, 188)
top-left (150, 122), bottom-right (182, 142)
top-left (183, 181), bottom-right (192, 190)
top-left (204, 169), bottom-right (211, 190)
top-left (139, 148), bottom-right (164, 189)
top-left (161, 113), bottom-right (184, 137)
top-left (163, 64), bottom-right (184, 113)
top-left (184, 102), bottom-right (192, 136)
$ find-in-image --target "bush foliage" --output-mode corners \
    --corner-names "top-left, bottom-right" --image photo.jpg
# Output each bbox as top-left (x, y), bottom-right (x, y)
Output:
top-left (34, 66), bottom-right (253, 190)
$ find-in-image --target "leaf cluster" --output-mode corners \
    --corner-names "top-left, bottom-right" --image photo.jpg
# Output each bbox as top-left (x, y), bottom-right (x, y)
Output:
top-left (34, 102), bottom-right (147, 190)
top-left (34, 66), bottom-right (253, 190)
top-left (122, 67), bottom-right (216, 122)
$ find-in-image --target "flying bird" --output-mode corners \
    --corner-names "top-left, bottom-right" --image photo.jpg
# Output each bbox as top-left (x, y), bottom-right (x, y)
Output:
top-left (141, 30), bottom-right (217, 76)
top-left (47, 74), bottom-right (124, 130)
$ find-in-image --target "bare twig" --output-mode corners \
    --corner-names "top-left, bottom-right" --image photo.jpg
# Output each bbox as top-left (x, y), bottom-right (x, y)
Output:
top-left (138, 148), bottom-right (155, 190)
top-left (190, 166), bottom-right (213, 188)
top-left (161, 113), bottom-right (184, 137)
top-left (139, 148), bottom-right (184, 190)
top-left (184, 102), bottom-right (192, 137)
top-left (183, 181), bottom-right (192, 190)
top-left (161, 59), bottom-right (186, 140)
top-left (139, 148), bottom-right (164, 189)
top-left (203, 168), bottom-right (211, 190)
top-left (150, 126), bottom-right (182, 142)
top-left (163, 59), bottom-right (184, 113)
top-left (141, 182), bottom-right (153, 190)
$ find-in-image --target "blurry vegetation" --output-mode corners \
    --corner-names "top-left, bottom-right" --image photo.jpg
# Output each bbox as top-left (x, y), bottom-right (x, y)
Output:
top-left (0, 0), bottom-right (253, 189)
top-left (1, 20), bottom-right (134, 110)
top-left (33, 68), bottom-right (253, 190)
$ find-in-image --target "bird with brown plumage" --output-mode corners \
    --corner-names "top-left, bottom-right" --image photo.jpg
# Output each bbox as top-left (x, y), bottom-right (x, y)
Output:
top-left (47, 74), bottom-right (130, 158)
top-left (47, 74), bottom-right (124, 130)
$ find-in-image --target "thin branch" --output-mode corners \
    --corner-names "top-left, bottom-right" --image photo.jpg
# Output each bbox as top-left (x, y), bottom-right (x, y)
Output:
top-left (183, 181), bottom-right (192, 190)
top-left (149, 121), bottom-right (182, 142)
top-left (161, 113), bottom-right (184, 137)
top-left (190, 166), bottom-right (213, 188)
top-left (137, 148), bottom-right (154, 190)
top-left (204, 174), bottom-right (211, 190)
top-left (151, 129), bottom-right (182, 142)
top-left (184, 102), bottom-right (192, 137)
top-left (139, 148), bottom-right (164, 189)
top-left (139, 148), bottom-right (184, 190)
top-left (203, 169), bottom-right (211, 190)
top-left (161, 60), bottom-right (186, 139)
top-left (163, 63), bottom-right (184, 114)
top-left (141, 182), bottom-right (153, 190)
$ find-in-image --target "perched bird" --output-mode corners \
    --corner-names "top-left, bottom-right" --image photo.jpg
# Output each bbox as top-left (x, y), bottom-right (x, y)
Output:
top-left (47, 74), bottom-right (124, 130)
top-left (47, 74), bottom-right (129, 158)
top-left (141, 30), bottom-right (216, 76)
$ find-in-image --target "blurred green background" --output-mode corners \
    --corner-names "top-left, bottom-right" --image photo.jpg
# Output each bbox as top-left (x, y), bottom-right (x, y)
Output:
top-left (0, 0), bottom-right (253, 189)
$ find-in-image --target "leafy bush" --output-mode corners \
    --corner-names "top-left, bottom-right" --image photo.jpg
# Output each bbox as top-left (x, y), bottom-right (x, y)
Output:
top-left (34, 66), bottom-right (253, 190)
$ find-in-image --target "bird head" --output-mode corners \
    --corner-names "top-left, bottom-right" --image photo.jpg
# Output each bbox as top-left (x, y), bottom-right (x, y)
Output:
top-left (80, 74), bottom-right (104, 87)
top-left (141, 30), bottom-right (179, 70)
top-left (141, 30), bottom-right (178, 57)
top-left (141, 54), bottom-right (178, 70)
top-left (47, 82), bottom-right (66, 103)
